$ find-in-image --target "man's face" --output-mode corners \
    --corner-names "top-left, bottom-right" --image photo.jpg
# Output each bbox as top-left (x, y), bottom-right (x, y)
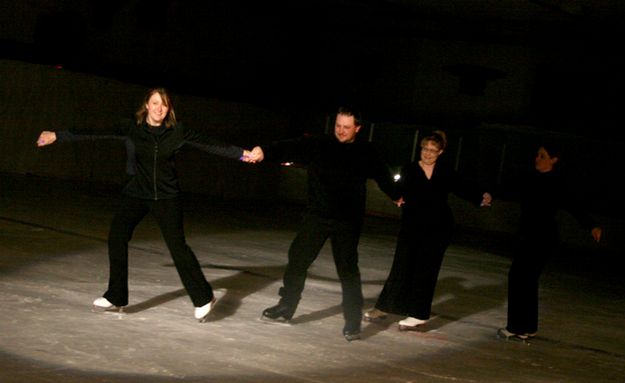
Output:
top-left (334, 114), bottom-right (361, 143)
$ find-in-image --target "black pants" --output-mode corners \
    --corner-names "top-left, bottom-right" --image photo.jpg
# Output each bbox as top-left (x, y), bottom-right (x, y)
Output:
top-left (506, 237), bottom-right (555, 334)
top-left (103, 196), bottom-right (213, 307)
top-left (278, 213), bottom-right (364, 324)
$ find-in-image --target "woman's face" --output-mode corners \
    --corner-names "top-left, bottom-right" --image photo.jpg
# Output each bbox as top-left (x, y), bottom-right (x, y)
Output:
top-left (145, 92), bottom-right (169, 126)
top-left (420, 141), bottom-right (443, 165)
top-left (534, 146), bottom-right (558, 173)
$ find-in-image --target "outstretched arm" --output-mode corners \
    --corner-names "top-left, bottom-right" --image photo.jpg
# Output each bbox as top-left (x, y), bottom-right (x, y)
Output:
top-left (244, 146), bottom-right (264, 163)
top-left (480, 192), bottom-right (493, 207)
top-left (37, 119), bottom-right (131, 147)
top-left (394, 196), bottom-right (405, 207)
top-left (37, 131), bottom-right (57, 147)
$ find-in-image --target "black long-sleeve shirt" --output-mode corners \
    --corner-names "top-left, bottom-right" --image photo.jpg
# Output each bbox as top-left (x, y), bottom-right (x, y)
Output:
top-left (55, 118), bottom-right (244, 200)
top-left (398, 161), bottom-right (485, 230)
top-left (263, 135), bottom-right (399, 219)
top-left (519, 169), bottom-right (596, 241)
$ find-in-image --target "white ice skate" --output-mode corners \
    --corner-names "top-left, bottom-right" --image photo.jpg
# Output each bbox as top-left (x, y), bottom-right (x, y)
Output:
top-left (194, 288), bottom-right (226, 323)
top-left (92, 297), bottom-right (124, 313)
top-left (398, 316), bottom-right (427, 331)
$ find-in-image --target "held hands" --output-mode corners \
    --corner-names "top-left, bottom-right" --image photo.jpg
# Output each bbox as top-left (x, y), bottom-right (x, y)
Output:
top-left (241, 146), bottom-right (265, 163)
top-left (394, 196), bottom-right (405, 207)
top-left (591, 227), bottom-right (602, 243)
top-left (480, 192), bottom-right (493, 207)
top-left (37, 131), bottom-right (57, 147)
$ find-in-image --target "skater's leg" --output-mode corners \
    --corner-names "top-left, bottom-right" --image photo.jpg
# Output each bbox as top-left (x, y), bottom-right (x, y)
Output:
top-left (506, 239), bottom-right (551, 335)
top-left (280, 213), bottom-right (329, 308)
top-left (409, 231), bottom-right (450, 321)
top-left (153, 198), bottom-right (213, 307)
top-left (104, 196), bottom-right (148, 306)
top-left (262, 214), bottom-right (329, 322)
top-left (329, 219), bottom-right (364, 328)
top-left (374, 228), bottom-right (413, 315)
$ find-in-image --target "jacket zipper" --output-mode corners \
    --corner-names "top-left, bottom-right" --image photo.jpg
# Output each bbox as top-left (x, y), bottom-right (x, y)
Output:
top-left (153, 140), bottom-right (159, 200)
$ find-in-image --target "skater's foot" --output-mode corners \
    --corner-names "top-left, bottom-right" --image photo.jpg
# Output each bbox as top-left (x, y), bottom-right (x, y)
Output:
top-left (195, 297), bottom-right (217, 322)
top-left (497, 328), bottom-right (535, 341)
top-left (343, 321), bottom-right (361, 342)
top-left (92, 297), bottom-right (124, 313)
top-left (363, 308), bottom-right (387, 323)
top-left (398, 316), bottom-right (427, 331)
top-left (260, 303), bottom-right (295, 324)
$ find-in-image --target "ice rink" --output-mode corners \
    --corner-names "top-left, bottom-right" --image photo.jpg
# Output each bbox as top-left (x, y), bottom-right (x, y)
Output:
top-left (1, 173), bottom-right (623, 383)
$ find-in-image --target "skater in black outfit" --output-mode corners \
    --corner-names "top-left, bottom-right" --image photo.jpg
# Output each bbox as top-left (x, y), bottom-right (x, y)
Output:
top-left (36, 87), bottom-right (253, 322)
top-left (498, 142), bottom-right (602, 341)
top-left (364, 130), bottom-right (492, 331)
top-left (248, 107), bottom-right (401, 341)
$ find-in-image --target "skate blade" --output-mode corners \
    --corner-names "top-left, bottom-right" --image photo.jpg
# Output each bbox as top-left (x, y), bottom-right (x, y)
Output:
top-left (344, 333), bottom-right (361, 342)
top-left (398, 324), bottom-right (423, 332)
top-left (196, 297), bottom-right (218, 323)
top-left (258, 315), bottom-right (292, 326)
top-left (197, 288), bottom-right (227, 323)
top-left (92, 305), bottom-right (124, 314)
top-left (496, 328), bottom-right (531, 343)
top-left (363, 315), bottom-right (387, 323)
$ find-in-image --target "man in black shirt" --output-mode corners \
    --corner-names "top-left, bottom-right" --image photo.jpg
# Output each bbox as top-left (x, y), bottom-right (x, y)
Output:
top-left (248, 107), bottom-right (400, 341)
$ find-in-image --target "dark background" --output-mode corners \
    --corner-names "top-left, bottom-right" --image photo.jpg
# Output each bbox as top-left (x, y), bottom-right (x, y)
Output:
top-left (1, 0), bottom-right (624, 218)
top-left (3, 1), bottom-right (624, 132)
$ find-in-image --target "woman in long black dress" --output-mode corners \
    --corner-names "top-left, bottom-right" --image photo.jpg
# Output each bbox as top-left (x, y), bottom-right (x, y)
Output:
top-left (364, 130), bottom-right (492, 330)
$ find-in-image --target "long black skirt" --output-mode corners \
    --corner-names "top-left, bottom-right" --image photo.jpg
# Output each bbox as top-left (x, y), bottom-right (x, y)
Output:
top-left (375, 225), bottom-right (452, 320)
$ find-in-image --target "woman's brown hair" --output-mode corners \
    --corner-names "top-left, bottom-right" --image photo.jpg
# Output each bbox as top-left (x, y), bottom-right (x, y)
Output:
top-left (135, 87), bottom-right (177, 128)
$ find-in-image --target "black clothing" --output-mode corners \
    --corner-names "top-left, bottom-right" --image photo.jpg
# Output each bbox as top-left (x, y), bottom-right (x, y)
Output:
top-left (264, 135), bottom-right (398, 219)
top-left (56, 119), bottom-right (244, 308)
top-left (280, 214), bottom-right (364, 324)
top-left (375, 160), bottom-right (485, 319)
top-left (518, 170), bottom-right (595, 241)
top-left (507, 169), bottom-right (597, 334)
top-left (263, 135), bottom-right (398, 325)
top-left (56, 119), bottom-right (243, 200)
top-left (106, 196), bottom-right (212, 307)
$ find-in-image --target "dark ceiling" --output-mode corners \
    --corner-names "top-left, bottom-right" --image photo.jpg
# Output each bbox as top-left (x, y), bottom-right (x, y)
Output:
top-left (2, 0), bottom-right (624, 128)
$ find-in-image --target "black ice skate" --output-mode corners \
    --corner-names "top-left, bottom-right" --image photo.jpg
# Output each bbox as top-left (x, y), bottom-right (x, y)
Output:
top-left (260, 303), bottom-right (295, 325)
top-left (343, 321), bottom-right (362, 342)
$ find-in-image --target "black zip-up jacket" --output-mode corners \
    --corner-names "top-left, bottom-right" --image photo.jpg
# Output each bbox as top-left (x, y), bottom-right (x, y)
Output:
top-left (56, 118), bottom-right (244, 200)
top-left (262, 135), bottom-right (400, 219)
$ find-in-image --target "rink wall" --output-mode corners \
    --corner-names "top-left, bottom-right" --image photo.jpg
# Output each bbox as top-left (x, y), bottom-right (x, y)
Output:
top-left (1, 59), bottom-right (621, 254)
top-left (0, 59), bottom-right (287, 201)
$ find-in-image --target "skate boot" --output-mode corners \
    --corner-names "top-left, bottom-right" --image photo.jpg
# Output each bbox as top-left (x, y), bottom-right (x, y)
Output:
top-left (92, 297), bottom-right (124, 313)
top-left (260, 303), bottom-right (295, 324)
top-left (195, 297), bottom-right (217, 323)
top-left (343, 321), bottom-right (362, 342)
top-left (363, 308), bottom-right (388, 323)
top-left (398, 316), bottom-right (427, 331)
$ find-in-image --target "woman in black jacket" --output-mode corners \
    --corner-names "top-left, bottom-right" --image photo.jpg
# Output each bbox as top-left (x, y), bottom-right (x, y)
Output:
top-left (37, 87), bottom-right (252, 322)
